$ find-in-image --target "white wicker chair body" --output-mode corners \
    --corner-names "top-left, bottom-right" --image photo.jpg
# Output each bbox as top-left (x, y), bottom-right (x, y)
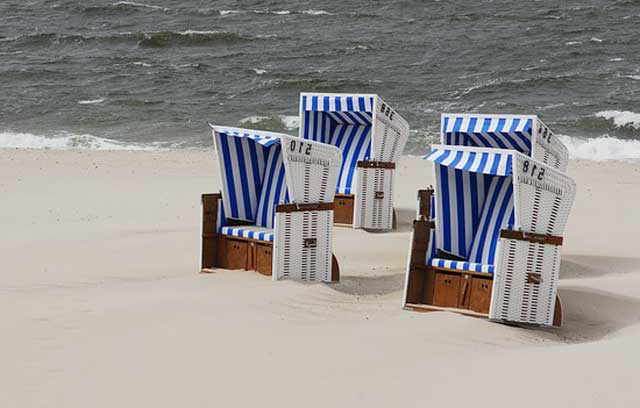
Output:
top-left (440, 113), bottom-right (569, 172)
top-left (353, 165), bottom-right (395, 229)
top-left (489, 152), bottom-right (576, 326)
top-left (299, 93), bottom-right (409, 231)
top-left (209, 125), bottom-right (341, 282)
top-left (273, 135), bottom-right (342, 282)
top-left (404, 145), bottom-right (576, 327)
top-left (355, 95), bottom-right (409, 229)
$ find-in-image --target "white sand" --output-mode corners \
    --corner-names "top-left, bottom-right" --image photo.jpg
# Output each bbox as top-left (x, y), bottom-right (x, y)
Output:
top-left (1, 149), bottom-right (639, 407)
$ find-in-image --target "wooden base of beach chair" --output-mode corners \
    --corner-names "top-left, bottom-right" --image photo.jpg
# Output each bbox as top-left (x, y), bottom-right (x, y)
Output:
top-left (406, 265), bottom-right (494, 316)
top-left (333, 193), bottom-right (398, 230)
top-left (201, 194), bottom-right (340, 282)
top-left (334, 194), bottom-right (355, 226)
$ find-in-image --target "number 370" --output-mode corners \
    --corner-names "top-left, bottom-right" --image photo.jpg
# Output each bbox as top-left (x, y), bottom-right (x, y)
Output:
top-left (522, 160), bottom-right (545, 180)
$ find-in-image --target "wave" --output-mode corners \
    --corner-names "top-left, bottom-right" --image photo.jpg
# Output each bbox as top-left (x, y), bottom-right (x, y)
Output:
top-left (3, 30), bottom-right (256, 48)
top-left (82, 2), bottom-right (169, 14)
top-left (77, 98), bottom-right (105, 105)
top-left (594, 110), bottom-right (640, 130)
top-left (0, 132), bottom-right (152, 151)
top-left (301, 10), bottom-right (333, 15)
top-left (239, 115), bottom-right (300, 131)
top-left (218, 9), bottom-right (332, 16)
top-left (560, 135), bottom-right (640, 161)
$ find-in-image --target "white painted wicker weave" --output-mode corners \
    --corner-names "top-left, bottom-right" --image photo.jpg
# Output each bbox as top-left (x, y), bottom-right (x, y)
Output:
top-left (489, 153), bottom-right (576, 326)
top-left (272, 135), bottom-right (341, 282)
top-left (353, 166), bottom-right (394, 230)
top-left (299, 93), bottom-right (409, 231)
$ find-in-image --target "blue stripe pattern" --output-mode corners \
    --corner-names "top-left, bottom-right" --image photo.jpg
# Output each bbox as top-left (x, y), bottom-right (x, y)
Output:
top-left (425, 147), bottom-right (513, 176)
top-left (442, 114), bottom-right (533, 154)
top-left (218, 226), bottom-right (274, 242)
top-left (467, 177), bottom-right (515, 266)
top-left (213, 127), bottom-right (289, 228)
top-left (255, 145), bottom-right (289, 228)
top-left (434, 165), bottom-right (487, 259)
top-left (429, 258), bottom-right (495, 274)
top-left (427, 148), bottom-right (515, 274)
top-left (300, 94), bottom-right (374, 194)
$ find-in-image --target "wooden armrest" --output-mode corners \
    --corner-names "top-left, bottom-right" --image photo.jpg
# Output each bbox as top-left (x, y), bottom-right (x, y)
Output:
top-left (414, 219), bottom-right (435, 229)
top-left (276, 202), bottom-right (335, 213)
top-left (500, 230), bottom-right (563, 246)
top-left (357, 160), bottom-right (396, 169)
top-left (417, 188), bottom-right (434, 220)
top-left (201, 192), bottom-right (222, 204)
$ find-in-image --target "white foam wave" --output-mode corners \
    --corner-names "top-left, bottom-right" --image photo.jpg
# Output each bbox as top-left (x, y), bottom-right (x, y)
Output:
top-left (595, 110), bottom-right (640, 130)
top-left (252, 68), bottom-right (267, 75)
top-left (220, 9), bottom-right (327, 16)
top-left (77, 98), bottom-right (104, 105)
top-left (280, 115), bottom-right (300, 130)
top-left (0, 131), bottom-right (151, 151)
top-left (301, 10), bottom-right (333, 15)
top-left (239, 115), bottom-right (300, 130)
top-left (625, 75), bottom-right (640, 81)
top-left (113, 1), bottom-right (169, 12)
top-left (560, 135), bottom-right (640, 161)
top-left (219, 10), bottom-right (243, 16)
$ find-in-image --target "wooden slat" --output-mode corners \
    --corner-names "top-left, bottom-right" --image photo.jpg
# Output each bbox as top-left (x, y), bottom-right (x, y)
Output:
top-left (429, 265), bottom-right (494, 279)
top-left (500, 229), bottom-right (564, 246)
top-left (403, 303), bottom-right (489, 318)
top-left (276, 202), bottom-right (334, 213)
top-left (356, 160), bottom-right (396, 169)
top-left (417, 188), bottom-right (434, 220)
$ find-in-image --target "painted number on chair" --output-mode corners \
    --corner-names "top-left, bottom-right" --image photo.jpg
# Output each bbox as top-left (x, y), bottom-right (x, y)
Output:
top-left (379, 102), bottom-right (395, 121)
top-left (522, 160), bottom-right (545, 180)
top-left (538, 124), bottom-right (552, 143)
top-left (290, 140), bottom-right (312, 155)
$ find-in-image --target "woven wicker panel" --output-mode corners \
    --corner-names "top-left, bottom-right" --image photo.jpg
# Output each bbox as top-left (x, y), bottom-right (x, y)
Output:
top-left (272, 210), bottom-right (333, 282)
top-left (512, 153), bottom-right (576, 236)
top-left (280, 134), bottom-right (341, 205)
top-left (490, 238), bottom-right (560, 326)
top-left (353, 167), bottom-right (394, 230)
top-left (371, 96), bottom-right (409, 163)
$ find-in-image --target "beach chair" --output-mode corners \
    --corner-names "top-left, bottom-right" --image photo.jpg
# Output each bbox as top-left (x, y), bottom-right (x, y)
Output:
top-left (299, 93), bottom-right (410, 230)
top-left (403, 145), bottom-right (576, 327)
top-left (200, 126), bottom-right (342, 282)
top-left (440, 113), bottom-right (569, 171)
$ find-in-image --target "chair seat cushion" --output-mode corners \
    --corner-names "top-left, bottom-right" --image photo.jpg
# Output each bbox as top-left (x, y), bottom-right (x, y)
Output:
top-left (218, 226), bottom-right (274, 242)
top-left (429, 258), bottom-right (494, 274)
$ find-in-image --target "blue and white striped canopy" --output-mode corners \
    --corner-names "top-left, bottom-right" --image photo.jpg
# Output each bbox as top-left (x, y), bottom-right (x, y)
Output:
top-left (424, 146), bottom-right (515, 272)
top-left (425, 146), bottom-right (513, 176)
top-left (300, 93), bottom-right (376, 194)
top-left (211, 125), bottom-right (289, 229)
top-left (441, 113), bottom-right (534, 155)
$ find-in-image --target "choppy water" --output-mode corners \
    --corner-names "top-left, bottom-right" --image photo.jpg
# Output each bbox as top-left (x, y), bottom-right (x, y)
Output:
top-left (1, 0), bottom-right (639, 158)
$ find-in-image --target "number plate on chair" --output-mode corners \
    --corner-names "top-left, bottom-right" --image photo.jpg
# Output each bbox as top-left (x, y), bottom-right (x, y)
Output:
top-left (304, 238), bottom-right (317, 248)
top-left (375, 191), bottom-right (385, 199)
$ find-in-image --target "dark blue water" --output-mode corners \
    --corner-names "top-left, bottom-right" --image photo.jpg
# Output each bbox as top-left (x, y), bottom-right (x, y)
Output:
top-left (1, 0), bottom-right (639, 153)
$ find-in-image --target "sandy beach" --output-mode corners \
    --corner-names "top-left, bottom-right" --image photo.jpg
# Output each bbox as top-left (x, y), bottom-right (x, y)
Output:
top-left (2, 148), bottom-right (640, 407)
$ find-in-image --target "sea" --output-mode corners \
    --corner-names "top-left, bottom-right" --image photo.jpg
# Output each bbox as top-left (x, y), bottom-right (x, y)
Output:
top-left (1, 0), bottom-right (639, 159)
